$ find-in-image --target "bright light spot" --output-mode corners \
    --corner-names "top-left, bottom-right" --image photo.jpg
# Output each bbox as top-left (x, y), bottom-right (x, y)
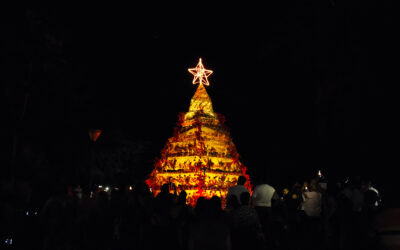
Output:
top-left (283, 188), bottom-right (289, 195)
top-left (98, 185), bottom-right (103, 189)
top-left (129, 186), bottom-right (133, 191)
top-left (188, 58), bottom-right (213, 86)
top-left (5, 238), bottom-right (13, 245)
top-left (25, 211), bottom-right (29, 216)
top-left (104, 186), bottom-right (110, 192)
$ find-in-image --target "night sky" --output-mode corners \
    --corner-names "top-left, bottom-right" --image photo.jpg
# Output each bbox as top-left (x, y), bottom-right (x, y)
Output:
top-left (1, 5), bottom-right (396, 191)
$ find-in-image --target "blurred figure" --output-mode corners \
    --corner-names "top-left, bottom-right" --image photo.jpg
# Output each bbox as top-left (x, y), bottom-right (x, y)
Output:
top-left (154, 184), bottom-right (175, 217)
top-left (85, 191), bottom-right (112, 250)
top-left (225, 195), bottom-right (240, 213)
top-left (301, 179), bottom-right (322, 217)
top-left (40, 183), bottom-right (71, 250)
top-left (73, 185), bottom-right (83, 200)
top-left (251, 175), bottom-right (279, 248)
top-left (227, 176), bottom-right (249, 205)
top-left (231, 192), bottom-right (264, 250)
top-left (210, 196), bottom-right (223, 219)
top-left (188, 198), bottom-right (231, 250)
top-left (340, 176), bottom-right (366, 249)
top-left (300, 178), bottom-right (323, 250)
top-left (356, 179), bottom-right (382, 250)
top-left (342, 176), bottom-right (365, 213)
top-left (252, 176), bottom-right (279, 213)
top-left (362, 179), bottom-right (381, 207)
top-left (372, 197), bottom-right (400, 250)
top-left (285, 181), bottom-right (304, 250)
top-left (150, 183), bottom-right (177, 249)
top-left (171, 190), bottom-right (194, 249)
top-left (171, 190), bottom-right (189, 220)
top-left (320, 179), bottom-right (338, 250)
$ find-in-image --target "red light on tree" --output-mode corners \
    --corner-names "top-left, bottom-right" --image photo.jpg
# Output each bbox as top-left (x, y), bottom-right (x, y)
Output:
top-left (89, 129), bottom-right (102, 142)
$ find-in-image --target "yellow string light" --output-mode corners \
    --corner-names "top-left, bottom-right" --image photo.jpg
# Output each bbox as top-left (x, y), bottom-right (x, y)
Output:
top-left (188, 58), bottom-right (213, 86)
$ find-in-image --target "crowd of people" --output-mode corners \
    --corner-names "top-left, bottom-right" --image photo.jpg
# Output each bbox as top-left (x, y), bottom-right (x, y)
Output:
top-left (0, 173), bottom-right (397, 250)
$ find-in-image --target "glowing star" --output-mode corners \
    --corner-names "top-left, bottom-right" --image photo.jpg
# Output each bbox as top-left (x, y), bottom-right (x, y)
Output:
top-left (188, 58), bottom-right (213, 86)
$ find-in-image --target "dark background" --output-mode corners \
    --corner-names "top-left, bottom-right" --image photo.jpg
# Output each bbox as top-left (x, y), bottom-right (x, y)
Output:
top-left (0, 5), bottom-right (396, 195)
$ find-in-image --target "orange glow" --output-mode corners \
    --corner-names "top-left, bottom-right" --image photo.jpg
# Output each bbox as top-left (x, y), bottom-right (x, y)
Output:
top-left (146, 59), bottom-right (251, 207)
top-left (188, 58), bottom-right (213, 86)
top-left (89, 129), bottom-right (102, 142)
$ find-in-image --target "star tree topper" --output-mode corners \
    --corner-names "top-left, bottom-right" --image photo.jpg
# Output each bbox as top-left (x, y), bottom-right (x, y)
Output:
top-left (188, 58), bottom-right (213, 86)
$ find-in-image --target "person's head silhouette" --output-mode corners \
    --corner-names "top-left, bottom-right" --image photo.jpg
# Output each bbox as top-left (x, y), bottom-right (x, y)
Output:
top-left (161, 184), bottom-right (169, 194)
top-left (178, 190), bottom-right (187, 205)
top-left (226, 195), bottom-right (239, 209)
top-left (237, 176), bottom-right (247, 186)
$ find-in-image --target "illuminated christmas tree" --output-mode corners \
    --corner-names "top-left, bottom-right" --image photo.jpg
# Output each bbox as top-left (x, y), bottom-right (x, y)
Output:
top-left (146, 58), bottom-right (251, 206)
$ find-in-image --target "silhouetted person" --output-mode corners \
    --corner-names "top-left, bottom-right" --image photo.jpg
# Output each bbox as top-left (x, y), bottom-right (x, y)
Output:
top-left (227, 176), bottom-right (249, 205)
top-left (362, 179), bottom-right (381, 208)
top-left (170, 190), bottom-right (194, 250)
top-left (135, 181), bottom-right (154, 218)
top-left (251, 175), bottom-right (279, 247)
top-left (283, 181), bottom-right (304, 250)
top-left (372, 196), bottom-right (400, 250)
top-left (154, 184), bottom-right (175, 216)
top-left (188, 198), bottom-right (231, 250)
top-left (194, 197), bottom-right (207, 218)
top-left (210, 196), bottom-right (223, 219)
top-left (230, 192), bottom-right (264, 250)
top-left (300, 179), bottom-right (323, 250)
top-left (225, 194), bottom-right (240, 213)
top-left (151, 184), bottom-right (176, 249)
top-left (341, 177), bottom-right (366, 249)
top-left (41, 183), bottom-right (72, 250)
top-left (320, 179), bottom-right (338, 250)
top-left (109, 188), bottom-right (128, 244)
top-left (178, 190), bottom-right (187, 205)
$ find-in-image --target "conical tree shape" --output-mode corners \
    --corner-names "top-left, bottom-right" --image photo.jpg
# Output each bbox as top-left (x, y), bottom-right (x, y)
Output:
top-left (188, 83), bottom-right (214, 114)
top-left (146, 62), bottom-right (251, 206)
